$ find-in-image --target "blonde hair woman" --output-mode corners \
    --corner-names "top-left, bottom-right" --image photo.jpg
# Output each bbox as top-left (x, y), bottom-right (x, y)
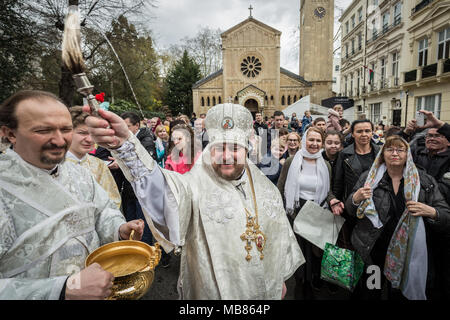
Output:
top-left (155, 125), bottom-right (169, 168)
top-left (286, 132), bottom-right (301, 157)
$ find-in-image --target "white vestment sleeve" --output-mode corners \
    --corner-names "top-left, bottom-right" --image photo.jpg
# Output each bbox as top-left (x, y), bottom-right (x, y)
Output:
top-left (0, 277), bottom-right (67, 300)
top-left (111, 133), bottom-right (181, 252)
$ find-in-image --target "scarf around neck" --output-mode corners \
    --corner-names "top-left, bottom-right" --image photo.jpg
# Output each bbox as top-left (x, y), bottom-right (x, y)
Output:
top-left (356, 140), bottom-right (427, 300)
top-left (284, 129), bottom-right (329, 216)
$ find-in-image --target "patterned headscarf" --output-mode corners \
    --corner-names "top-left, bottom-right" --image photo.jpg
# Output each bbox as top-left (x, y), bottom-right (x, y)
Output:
top-left (356, 136), bottom-right (427, 300)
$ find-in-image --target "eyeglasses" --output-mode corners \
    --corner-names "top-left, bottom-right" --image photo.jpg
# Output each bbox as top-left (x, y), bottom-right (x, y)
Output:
top-left (385, 148), bottom-right (406, 154)
top-left (426, 133), bottom-right (444, 139)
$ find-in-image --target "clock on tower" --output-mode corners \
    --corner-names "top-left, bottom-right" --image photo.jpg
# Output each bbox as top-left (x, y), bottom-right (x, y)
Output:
top-left (314, 6), bottom-right (326, 19)
top-left (299, 0), bottom-right (334, 104)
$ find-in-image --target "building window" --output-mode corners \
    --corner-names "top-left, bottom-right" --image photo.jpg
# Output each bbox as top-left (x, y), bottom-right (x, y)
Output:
top-left (218, 96), bottom-right (222, 104)
top-left (418, 38), bottom-right (428, 67)
top-left (371, 62), bottom-right (376, 84)
top-left (345, 43), bottom-right (349, 58)
top-left (351, 39), bottom-right (355, 54)
top-left (358, 7), bottom-right (363, 22)
top-left (294, 95), bottom-right (297, 102)
top-left (394, 2), bottom-right (402, 25)
top-left (335, 65), bottom-right (340, 71)
top-left (201, 97), bottom-right (205, 107)
top-left (333, 77), bottom-right (337, 83)
top-left (357, 70), bottom-right (360, 94)
top-left (281, 96), bottom-right (285, 105)
top-left (438, 28), bottom-right (450, 60)
top-left (358, 33), bottom-right (362, 50)
top-left (344, 76), bottom-right (348, 96)
top-left (382, 12), bottom-right (390, 33)
top-left (241, 56), bottom-right (262, 78)
top-left (207, 97), bottom-right (210, 106)
top-left (351, 15), bottom-right (356, 29)
top-left (345, 21), bottom-right (349, 34)
top-left (370, 103), bottom-right (381, 124)
top-left (373, 0), bottom-right (378, 5)
top-left (416, 94), bottom-right (441, 119)
top-left (350, 73), bottom-right (354, 96)
top-left (380, 58), bottom-right (386, 88)
top-left (212, 96), bottom-right (216, 105)
top-left (288, 96), bottom-right (291, 105)
top-left (392, 52), bottom-right (399, 79)
top-left (372, 20), bottom-right (377, 39)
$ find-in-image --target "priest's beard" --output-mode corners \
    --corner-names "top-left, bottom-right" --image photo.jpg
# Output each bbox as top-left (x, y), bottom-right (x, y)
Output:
top-left (41, 142), bottom-right (69, 165)
top-left (211, 162), bottom-right (245, 181)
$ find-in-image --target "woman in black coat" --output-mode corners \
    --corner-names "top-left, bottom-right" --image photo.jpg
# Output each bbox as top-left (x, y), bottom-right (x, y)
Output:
top-left (346, 135), bottom-right (450, 300)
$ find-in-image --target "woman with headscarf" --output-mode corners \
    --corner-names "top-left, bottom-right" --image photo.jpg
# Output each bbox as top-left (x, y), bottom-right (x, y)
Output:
top-left (277, 127), bottom-right (344, 300)
top-left (346, 135), bottom-right (450, 300)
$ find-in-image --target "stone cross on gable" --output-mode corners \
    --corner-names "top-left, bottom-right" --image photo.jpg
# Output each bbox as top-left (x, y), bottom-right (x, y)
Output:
top-left (249, 5), bottom-right (253, 18)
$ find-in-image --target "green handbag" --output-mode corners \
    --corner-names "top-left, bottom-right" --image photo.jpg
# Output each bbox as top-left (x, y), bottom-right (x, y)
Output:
top-left (320, 242), bottom-right (365, 292)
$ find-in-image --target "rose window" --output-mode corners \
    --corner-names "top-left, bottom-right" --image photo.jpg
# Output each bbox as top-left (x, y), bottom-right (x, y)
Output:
top-left (241, 56), bottom-right (262, 78)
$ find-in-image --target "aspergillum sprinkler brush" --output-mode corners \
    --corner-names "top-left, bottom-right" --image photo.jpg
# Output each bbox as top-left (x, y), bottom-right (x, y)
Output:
top-left (62, 5), bottom-right (99, 116)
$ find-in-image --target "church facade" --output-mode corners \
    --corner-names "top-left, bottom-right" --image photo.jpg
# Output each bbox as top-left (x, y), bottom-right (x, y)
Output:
top-left (192, 1), bottom-right (335, 117)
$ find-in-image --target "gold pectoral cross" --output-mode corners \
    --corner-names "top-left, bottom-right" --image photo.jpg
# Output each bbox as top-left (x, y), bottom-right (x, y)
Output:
top-left (240, 209), bottom-right (266, 261)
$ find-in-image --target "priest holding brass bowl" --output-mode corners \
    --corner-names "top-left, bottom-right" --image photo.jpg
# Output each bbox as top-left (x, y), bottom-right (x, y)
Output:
top-left (85, 230), bottom-right (161, 300)
top-left (0, 90), bottom-right (154, 300)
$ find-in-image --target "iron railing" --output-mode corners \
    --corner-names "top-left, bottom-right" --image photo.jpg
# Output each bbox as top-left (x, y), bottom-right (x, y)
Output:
top-left (422, 63), bottom-right (437, 78)
top-left (404, 70), bottom-right (417, 83)
top-left (412, 0), bottom-right (435, 15)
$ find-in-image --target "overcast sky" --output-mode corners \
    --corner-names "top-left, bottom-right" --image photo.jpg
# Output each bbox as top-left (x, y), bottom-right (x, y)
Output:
top-left (147, 0), bottom-right (353, 73)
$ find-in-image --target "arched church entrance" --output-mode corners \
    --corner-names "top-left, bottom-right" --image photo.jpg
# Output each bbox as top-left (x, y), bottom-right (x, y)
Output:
top-left (244, 98), bottom-right (259, 119)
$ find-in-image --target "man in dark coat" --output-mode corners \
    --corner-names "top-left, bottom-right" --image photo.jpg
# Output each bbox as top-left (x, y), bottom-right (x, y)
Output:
top-left (402, 110), bottom-right (450, 298)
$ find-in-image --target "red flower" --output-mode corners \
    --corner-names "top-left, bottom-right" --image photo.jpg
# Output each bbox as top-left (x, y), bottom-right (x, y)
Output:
top-left (95, 92), bottom-right (105, 103)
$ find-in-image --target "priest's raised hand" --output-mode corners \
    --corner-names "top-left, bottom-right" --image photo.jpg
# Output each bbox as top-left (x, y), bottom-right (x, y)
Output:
top-left (82, 106), bottom-right (130, 149)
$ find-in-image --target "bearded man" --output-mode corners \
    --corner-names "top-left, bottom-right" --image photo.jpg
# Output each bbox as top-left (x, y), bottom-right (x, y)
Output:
top-left (84, 103), bottom-right (304, 299)
top-left (0, 90), bottom-right (144, 300)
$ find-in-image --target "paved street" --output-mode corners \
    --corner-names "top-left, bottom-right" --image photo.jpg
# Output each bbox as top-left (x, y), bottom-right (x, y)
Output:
top-left (142, 252), bottom-right (352, 300)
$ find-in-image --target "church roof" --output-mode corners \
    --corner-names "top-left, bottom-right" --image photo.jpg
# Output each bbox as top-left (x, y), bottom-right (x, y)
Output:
top-left (280, 67), bottom-right (312, 86)
top-left (237, 84), bottom-right (266, 96)
top-left (221, 17), bottom-right (281, 38)
top-left (192, 69), bottom-right (223, 89)
top-left (193, 67), bottom-right (313, 89)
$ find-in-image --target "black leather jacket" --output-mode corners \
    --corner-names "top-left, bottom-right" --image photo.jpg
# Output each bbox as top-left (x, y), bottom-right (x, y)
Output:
top-left (136, 127), bottom-right (156, 160)
top-left (332, 142), bottom-right (381, 203)
top-left (346, 169), bottom-right (450, 291)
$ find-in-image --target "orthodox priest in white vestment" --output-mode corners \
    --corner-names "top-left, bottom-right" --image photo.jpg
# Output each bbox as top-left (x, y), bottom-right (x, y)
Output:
top-left (0, 149), bottom-right (126, 299)
top-left (107, 103), bottom-right (305, 299)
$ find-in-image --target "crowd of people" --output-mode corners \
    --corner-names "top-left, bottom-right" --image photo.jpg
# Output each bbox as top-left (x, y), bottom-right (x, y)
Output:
top-left (0, 90), bottom-right (449, 301)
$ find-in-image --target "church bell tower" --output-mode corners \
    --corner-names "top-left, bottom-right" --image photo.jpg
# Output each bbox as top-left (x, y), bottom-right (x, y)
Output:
top-left (299, 0), bottom-right (334, 104)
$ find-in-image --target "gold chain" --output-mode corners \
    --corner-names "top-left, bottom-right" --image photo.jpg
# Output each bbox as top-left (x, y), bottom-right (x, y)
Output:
top-left (240, 166), bottom-right (267, 261)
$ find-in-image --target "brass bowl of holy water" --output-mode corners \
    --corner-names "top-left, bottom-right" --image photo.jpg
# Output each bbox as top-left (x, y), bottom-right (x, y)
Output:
top-left (85, 231), bottom-right (161, 300)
